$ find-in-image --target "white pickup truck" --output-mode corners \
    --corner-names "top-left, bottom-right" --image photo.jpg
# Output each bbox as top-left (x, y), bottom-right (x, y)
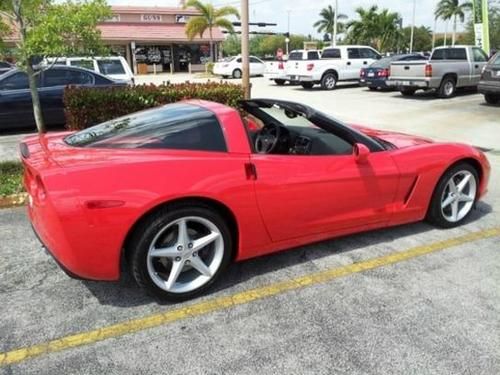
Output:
top-left (264, 50), bottom-right (322, 85)
top-left (387, 45), bottom-right (489, 98)
top-left (285, 45), bottom-right (381, 90)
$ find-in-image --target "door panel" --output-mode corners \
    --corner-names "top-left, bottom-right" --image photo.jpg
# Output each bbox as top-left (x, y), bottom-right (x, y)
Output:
top-left (251, 152), bottom-right (400, 242)
top-left (0, 89), bottom-right (35, 130)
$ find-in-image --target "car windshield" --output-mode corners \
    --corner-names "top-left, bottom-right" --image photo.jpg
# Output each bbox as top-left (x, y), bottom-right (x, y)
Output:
top-left (64, 103), bottom-right (227, 151)
top-left (96, 60), bottom-right (125, 75)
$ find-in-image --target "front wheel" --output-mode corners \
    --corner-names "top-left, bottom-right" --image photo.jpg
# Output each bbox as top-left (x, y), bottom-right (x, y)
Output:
top-left (128, 204), bottom-right (233, 301)
top-left (426, 163), bottom-right (479, 228)
top-left (232, 69), bottom-right (242, 79)
top-left (301, 82), bottom-right (314, 89)
top-left (274, 79), bottom-right (286, 86)
top-left (484, 94), bottom-right (500, 105)
top-left (320, 73), bottom-right (337, 90)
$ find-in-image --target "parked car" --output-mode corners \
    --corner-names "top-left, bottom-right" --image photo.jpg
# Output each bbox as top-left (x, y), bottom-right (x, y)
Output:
top-left (360, 54), bottom-right (427, 90)
top-left (478, 52), bottom-right (500, 105)
top-left (22, 98), bottom-right (490, 301)
top-left (213, 56), bottom-right (265, 78)
top-left (0, 61), bottom-right (14, 75)
top-left (286, 45), bottom-right (381, 90)
top-left (264, 50), bottom-right (322, 85)
top-left (0, 66), bottom-right (125, 131)
top-left (387, 46), bottom-right (489, 98)
top-left (44, 56), bottom-right (134, 85)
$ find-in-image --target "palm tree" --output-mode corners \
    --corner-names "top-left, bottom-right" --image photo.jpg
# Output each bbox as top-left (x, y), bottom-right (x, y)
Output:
top-left (313, 5), bottom-right (347, 46)
top-left (184, 0), bottom-right (240, 62)
top-left (346, 6), bottom-right (401, 52)
top-left (435, 0), bottom-right (472, 46)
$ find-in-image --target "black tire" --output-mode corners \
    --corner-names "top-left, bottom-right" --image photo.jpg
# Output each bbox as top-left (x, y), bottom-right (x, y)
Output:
top-left (484, 94), bottom-right (500, 105)
top-left (274, 79), bottom-right (286, 86)
top-left (320, 72), bottom-right (337, 90)
top-left (426, 162), bottom-right (479, 228)
top-left (301, 82), bottom-right (314, 89)
top-left (232, 69), bottom-right (242, 79)
top-left (437, 76), bottom-right (457, 98)
top-left (368, 87), bottom-right (378, 91)
top-left (221, 75), bottom-right (228, 79)
top-left (128, 203), bottom-right (233, 301)
top-left (400, 88), bottom-right (416, 96)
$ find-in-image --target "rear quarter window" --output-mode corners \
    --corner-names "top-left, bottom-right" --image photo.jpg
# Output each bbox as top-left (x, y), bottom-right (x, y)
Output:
top-left (65, 103), bottom-right (227, 152)
top-left (288, 52), bottom-right (304, 60)
top-left (321, 49), bottom-right (341, 59)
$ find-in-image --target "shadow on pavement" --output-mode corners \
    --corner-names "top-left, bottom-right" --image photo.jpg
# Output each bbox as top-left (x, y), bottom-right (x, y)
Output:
top-left (81, 201), bottom-right (493, 307)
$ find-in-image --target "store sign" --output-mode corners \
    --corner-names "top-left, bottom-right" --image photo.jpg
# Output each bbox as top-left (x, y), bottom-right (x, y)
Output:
top-left (472, 0), bottom-right (490, 52)
top-left (141, 14), bottom-right (162, 22)
top-left (175, 15), bottom-right (190, 23)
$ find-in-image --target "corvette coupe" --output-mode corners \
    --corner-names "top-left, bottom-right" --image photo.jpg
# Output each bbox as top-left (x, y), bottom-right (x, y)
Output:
top-left (22, 99), bottom-right (490, 301)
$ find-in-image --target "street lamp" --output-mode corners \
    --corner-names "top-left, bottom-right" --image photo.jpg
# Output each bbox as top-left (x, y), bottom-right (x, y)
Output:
top-left (285, 37), bottom-right (290, 55)
top-left (409, 0), bottom-right (416, 53)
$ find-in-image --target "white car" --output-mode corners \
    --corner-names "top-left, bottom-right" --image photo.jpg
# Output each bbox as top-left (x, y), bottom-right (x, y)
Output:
top-left (213, 56), bottom-right (265, 79)
top-left (44, 56), bottom-right (135, 85)
top-left (286, 45), bottom-right (381, 90)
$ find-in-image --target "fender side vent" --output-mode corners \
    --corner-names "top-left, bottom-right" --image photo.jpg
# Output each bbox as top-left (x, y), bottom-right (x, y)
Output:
top-left (404, 176), bottom-right (419, 205)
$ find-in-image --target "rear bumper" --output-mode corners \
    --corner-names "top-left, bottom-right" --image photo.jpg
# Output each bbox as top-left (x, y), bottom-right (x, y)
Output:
top-left (286, 74), bottom-right (317, 82)
top-left (360, 78), bottom-right (390, 88)
top-left (387, 79), bottom-right (430, 88)
top-left (478, 82), bottom-right (500, 95)
top-left (264, 73), bottom-right (287, 80)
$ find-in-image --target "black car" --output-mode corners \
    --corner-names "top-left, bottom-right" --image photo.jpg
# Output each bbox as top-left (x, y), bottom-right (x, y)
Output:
top-left (0, 61), bottom-right (13, 75)
top-left (360, 54), bottom-right (428, 90)
top-left (0, 66), bottom-right (125, 131)
top-left (478, 52), bottom-right (500, 105)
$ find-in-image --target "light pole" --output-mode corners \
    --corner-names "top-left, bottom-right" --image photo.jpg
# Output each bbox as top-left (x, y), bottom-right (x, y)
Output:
top-left (285, 37), bottom-right (290, 55)
top-left (333, 0), bottom-right (338, 47)
top-left (241, 0), bottom-right (250, 99)
top-left (409, 0), bottom-right (416, 53)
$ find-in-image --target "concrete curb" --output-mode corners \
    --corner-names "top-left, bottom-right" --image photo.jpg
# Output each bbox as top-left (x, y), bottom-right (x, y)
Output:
top-left (0, 193), bottom-right (27, 209)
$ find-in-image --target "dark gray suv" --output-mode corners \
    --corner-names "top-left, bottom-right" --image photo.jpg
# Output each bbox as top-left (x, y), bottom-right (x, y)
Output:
top-left (478, 52), bottom-right (500, 105)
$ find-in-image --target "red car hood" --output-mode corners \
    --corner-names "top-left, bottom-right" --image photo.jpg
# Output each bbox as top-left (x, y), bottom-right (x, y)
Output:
top-left (351, 124), bottom-right (434, 149)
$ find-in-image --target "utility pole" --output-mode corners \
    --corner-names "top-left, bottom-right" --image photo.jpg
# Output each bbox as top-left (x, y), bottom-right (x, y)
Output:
top-left (409, 0), bottom-right (416, 52)
top-left (241, 0), bottom-right (250, 99)
top-left (432, 17), bottom-right (437, 50)
top-left (333, 0), bottom-right (338, 47)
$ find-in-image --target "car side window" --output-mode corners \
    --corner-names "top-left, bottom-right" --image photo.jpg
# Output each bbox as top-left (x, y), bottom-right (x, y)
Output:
top-left (360, 48), bottom-right (379, 59)
top-left (472, 48), bottom-right (488, 62)
top-left (236, 58), bottom-right (242, 63)
top-left (492, 54), bottom-right (500, 66)
top-left (249, 57), bottom-right (261, 63)
top-left (448, 48), bottom-right (467, 60)
top-left (0, 72), bottom-right (29, 90)
top-left (307, 51), bottom-right (319, 60)
top-left (321, 49), bottom-right (341, 59)
top-left (347, 48), bottom-right (361, 59)
top-left (70, 60), bottom-right (95, 71)
top-left (43, 69), bottom-right (94, 87)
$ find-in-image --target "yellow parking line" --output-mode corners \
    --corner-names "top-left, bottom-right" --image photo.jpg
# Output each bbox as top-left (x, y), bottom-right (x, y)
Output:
top-left (1, 227), bottom-right (499, 367)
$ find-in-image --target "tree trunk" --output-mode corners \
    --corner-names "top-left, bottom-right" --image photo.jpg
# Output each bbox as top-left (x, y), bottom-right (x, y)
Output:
top-left (26, 64), bottom-right (46, 133)
top-left (452, 15), bottom-right (457, 46)
top-left (443, 21), bottom-right (448, 47)
top-left (209, 28), bottom-right (214, 63)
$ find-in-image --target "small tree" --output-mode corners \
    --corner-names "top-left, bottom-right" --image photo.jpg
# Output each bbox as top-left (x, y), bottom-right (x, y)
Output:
top-left (313, 5), bottom-right (347, 46)
top-left (435, 0), bottom-right (472, 46)
top-left (0, 0), bottom-right (111, 133)
top-left (184, 0), bottom-right (239, 62)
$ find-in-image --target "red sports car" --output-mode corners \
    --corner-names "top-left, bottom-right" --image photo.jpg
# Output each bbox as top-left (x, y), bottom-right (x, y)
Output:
top-left (22, 99), bottom-right (490, 301)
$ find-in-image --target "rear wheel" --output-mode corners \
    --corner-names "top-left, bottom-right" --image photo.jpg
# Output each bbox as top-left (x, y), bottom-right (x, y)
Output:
top-left (321, 72), bottom-right (337, 90)
top-left (274, 79), bottom-right (286, 86)
top-left (301, 82), bottom-right (314, 89)
top-left (426, 163), bottom-right (478, 228)
top-left (400, 88), bottom-right (416, 96)
top-left (484, 94), bottom-right (500, 104)
top-left (438, 76), bottom-right (456, 98)
top-left (128, 204), bottom-right (232, 301)
top-left (232, 69), bottom-right (242, 79)
top-left (368, 87), bottom-right (378, 91)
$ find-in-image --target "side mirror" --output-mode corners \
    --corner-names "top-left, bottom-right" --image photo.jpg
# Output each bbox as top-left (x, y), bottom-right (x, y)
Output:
top-left (354, 143), bottom-right (370, 163)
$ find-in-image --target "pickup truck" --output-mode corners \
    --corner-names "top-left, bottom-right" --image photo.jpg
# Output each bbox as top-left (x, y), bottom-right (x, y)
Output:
top-left (286, 45), bottom-right (381, 90)
top-left (387, 46), bottom-right (489, 98)
top-left (264, 50), bottom-right (322, 85)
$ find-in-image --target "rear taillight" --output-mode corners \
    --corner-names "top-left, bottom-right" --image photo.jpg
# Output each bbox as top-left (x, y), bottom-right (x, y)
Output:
top-left (278, 62), bottom-right (284, 70)
top-left (425, 64), bottom-right (432, 77)
top-left (377, 69), bottom-right (390, 78)
top-left (20, 142), bottom-right (30, 158)
top-left (360, 69), bottom-right (366, 77)
top-left (307, 63), bottom-right (314, 71)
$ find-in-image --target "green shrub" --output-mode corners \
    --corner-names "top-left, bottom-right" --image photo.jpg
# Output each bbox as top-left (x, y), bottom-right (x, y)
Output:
top-left (206, 62), bottom-right (215, 74)
top-left (64, 82), bottom-right (244, 130)
top-left (0, 161), bottom-right (24, 197)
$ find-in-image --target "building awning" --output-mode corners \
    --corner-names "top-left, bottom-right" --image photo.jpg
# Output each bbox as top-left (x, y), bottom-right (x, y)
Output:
top-left (98, 23), bottom-right (225, 43)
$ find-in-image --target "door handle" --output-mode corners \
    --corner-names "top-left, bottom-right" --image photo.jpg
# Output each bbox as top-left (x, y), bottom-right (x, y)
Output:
top-left (404, 66), bottom-right (410, 70)
top-left (363, 61), bottom-right (368, 65)
top-left (347, 61), bottom-right (351, 66)
top-left (475, 64), bottom-right (479, 69)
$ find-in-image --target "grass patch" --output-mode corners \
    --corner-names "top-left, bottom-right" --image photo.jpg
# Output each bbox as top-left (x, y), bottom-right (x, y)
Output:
top-left (0, 161), bottom-right (24, 197)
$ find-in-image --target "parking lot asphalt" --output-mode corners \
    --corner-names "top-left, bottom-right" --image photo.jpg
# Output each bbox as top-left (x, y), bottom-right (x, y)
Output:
top-left (1, 77), bottom-right (499, 374)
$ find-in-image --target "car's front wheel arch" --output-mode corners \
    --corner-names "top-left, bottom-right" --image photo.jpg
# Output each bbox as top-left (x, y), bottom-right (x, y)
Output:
top-left (122, 197), bottom-right (239, 269)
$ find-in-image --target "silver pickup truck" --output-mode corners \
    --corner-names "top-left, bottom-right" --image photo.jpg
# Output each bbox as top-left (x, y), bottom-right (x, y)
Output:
top-left (387, 46), bottom-right (489, 98)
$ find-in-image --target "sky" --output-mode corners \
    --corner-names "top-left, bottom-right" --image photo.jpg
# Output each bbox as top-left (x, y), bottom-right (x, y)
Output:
top-left (108, 0), bottom-right (467, 36)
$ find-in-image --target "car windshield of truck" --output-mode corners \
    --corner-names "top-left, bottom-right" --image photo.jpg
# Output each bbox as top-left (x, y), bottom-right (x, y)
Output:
top-left (288, 52), bottom-right (303, 60)
top-left (97, 60), bottom-right (125, 75)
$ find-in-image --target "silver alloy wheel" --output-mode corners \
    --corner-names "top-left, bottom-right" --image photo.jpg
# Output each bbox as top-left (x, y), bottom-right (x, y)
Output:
top-left (444, 81), bottom-right (455, 96)
top-left (441, 170), bottom-right (476, 223)
top-left (325, 75), bottom-right (336, 89)
top-left (233, 69), bottom-right (242, 79)
top-left (146, 216), bottom-right (224, 294)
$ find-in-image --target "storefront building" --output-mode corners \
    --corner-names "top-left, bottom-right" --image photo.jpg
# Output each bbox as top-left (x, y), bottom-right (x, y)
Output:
top-left (101, 6), bottom-right (224, 74)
